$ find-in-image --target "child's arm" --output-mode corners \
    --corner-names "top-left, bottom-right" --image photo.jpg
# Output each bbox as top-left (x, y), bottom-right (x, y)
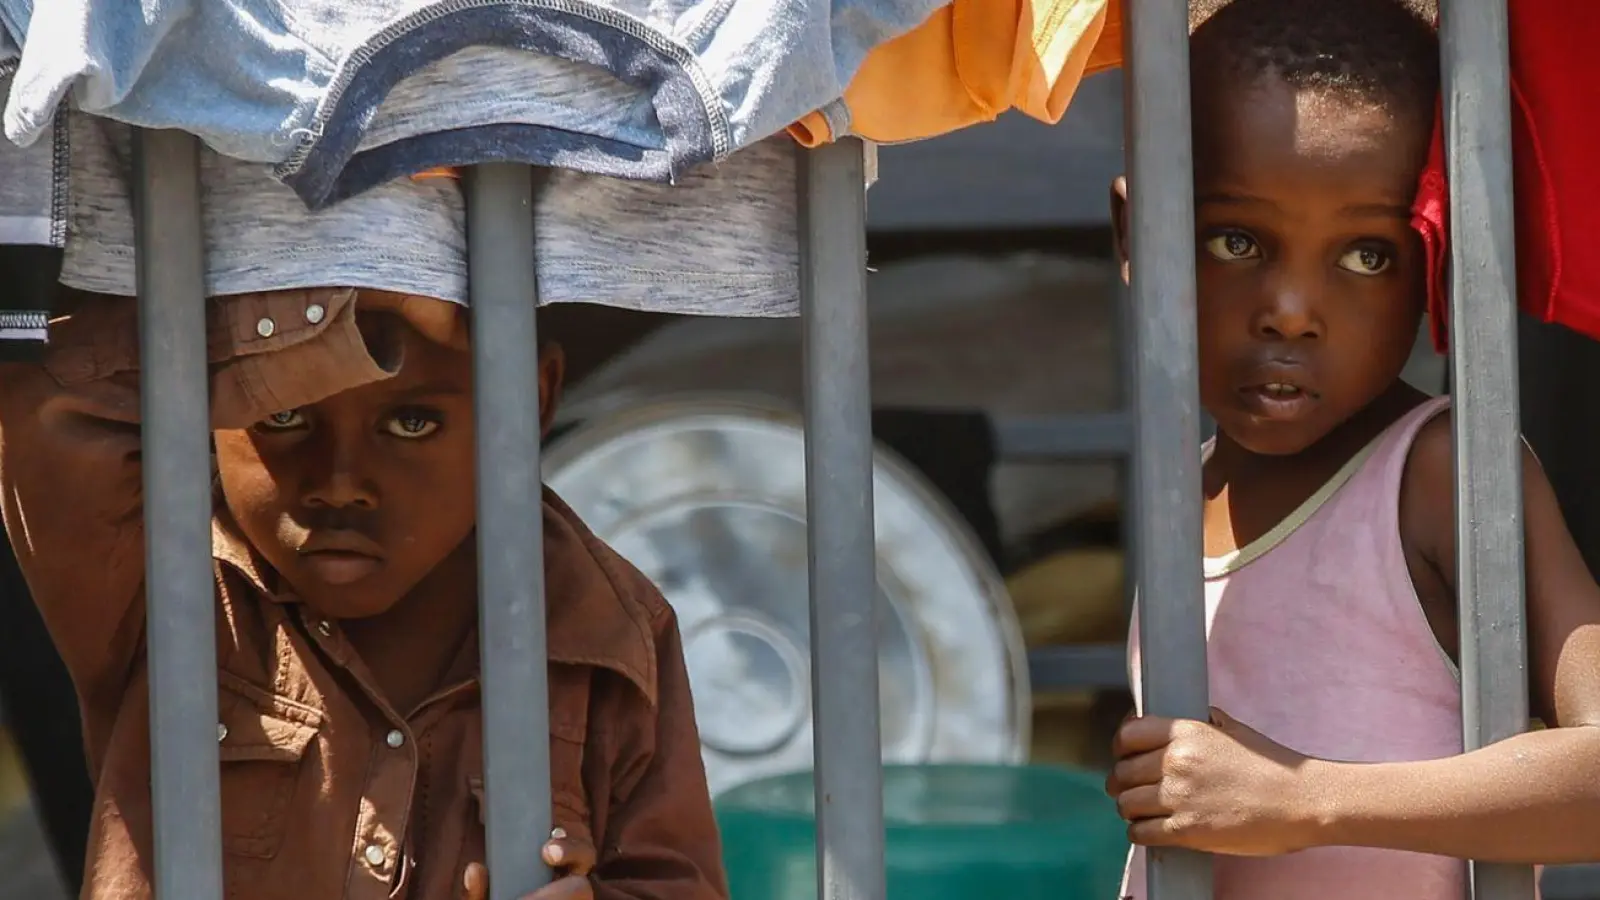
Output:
top-left (589, 605), bottom-right (728, 900)
top-left (0, 350), bottom-right (149, 710)
top-left (1298, 421), bottom-right (1600, 862)
top-left (1107, 417), bottom-right (1600, 863)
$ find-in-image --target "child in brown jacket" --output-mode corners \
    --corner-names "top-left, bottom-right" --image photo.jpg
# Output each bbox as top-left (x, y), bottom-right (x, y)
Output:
top-left (0, 286), bottom-right (727, 900)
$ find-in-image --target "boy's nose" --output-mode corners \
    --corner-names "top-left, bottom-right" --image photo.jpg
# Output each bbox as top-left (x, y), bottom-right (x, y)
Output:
top-left (302, 469), bottom-right (377, 510)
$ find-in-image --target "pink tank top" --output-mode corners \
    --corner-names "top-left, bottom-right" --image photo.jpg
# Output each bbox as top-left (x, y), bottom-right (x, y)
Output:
top-left (1120, 397), bottom-right (1472, 900)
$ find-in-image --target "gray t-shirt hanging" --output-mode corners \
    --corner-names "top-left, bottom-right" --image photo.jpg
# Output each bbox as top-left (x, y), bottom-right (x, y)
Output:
top-left (56, 108), bottom-right (815, 318)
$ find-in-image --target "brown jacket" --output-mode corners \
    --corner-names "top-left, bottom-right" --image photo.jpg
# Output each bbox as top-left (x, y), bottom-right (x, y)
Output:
top-left (0, 289), bottom-right (727, 900)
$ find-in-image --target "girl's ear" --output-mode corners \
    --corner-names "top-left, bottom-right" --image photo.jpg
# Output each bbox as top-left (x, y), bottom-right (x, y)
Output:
top-left (1111, 176), bottom-right (1131, 286)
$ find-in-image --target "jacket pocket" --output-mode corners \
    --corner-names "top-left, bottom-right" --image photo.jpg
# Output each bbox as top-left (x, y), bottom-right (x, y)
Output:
top-left (216, 674), bottom-right (323, 860)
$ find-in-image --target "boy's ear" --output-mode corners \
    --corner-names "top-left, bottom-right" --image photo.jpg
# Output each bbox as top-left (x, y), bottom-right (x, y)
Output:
top-left (538, 342), bottom-right (566, 437)
top-left (1110, 176), bottom-right (1131, 286)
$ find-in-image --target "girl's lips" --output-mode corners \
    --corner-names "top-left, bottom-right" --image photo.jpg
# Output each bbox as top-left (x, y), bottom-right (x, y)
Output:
top-left (1237, 384), bottom-right (1317, 421)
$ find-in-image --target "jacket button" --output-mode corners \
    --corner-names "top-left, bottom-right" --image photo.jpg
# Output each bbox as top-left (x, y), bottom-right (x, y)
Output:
top-left (217, 723), bottom-right (228, 742)
top-left (364, 844), bottom-right (386, 867)
top-left (256, 317), bottom-right (276, 338)
top-left (385, 729), bottom-right (405, 749)
top-left (305, 303), bottom-right (326, 325)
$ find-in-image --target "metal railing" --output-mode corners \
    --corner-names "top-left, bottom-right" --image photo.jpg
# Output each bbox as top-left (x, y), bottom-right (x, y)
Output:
top-left (125, 0), bottom-right (1531, 897)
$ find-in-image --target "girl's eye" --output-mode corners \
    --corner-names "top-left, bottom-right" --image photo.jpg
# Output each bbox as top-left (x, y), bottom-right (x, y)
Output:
top-left (385, 414), bottom-right (441, 439)
top-left (258, 409), bottom-right (306, 431)
top-left (1337, 246), bottom-right (1393, 275)
top-left (1204, 231), bottom-right (1261, 261)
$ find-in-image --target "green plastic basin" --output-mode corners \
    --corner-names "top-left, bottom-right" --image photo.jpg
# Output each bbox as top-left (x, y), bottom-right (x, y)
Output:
top-left (714, 764), bottom-right (1129, 900)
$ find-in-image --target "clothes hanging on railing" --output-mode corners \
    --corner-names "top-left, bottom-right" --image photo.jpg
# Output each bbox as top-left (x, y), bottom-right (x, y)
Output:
top-left (787, 0), bottom-right (1122, 147)
top-left (0, 0), bottom-right (1125, 338)
top-left (0, 82), bottom-right (60, 247)
top-left (1404, 0), bottom-right (1600, 351)
top-left (1411, 107), bottom-right (1450, 352)
top-left (1501, 0), bottom-right (1599, 344)
top-left (10, 106), bottom-right (810, 316)
top-left (0, 0), bottom-right (1129, 325)
top-left (0, 70), bottom-right (61, 357)
top-left (0, 0), bottom-right (935, 209)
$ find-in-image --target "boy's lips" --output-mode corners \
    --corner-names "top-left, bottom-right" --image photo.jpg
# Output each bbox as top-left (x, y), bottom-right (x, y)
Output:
top-left (298, 531), bottom-right (385, 584)
top-left (300, 551), bottom-right (382, 585)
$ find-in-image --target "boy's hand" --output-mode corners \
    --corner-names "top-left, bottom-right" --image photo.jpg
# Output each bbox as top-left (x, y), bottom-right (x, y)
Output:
top-left (461, 831), bottom-right (597, 900)
top-left (1104, 707), bottom-right (1326, 857)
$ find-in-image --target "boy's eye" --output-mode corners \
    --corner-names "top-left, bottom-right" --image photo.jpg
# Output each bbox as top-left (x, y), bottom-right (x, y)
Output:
top-left (1337, 246), bottom-right (1392, 275)
top-left (1203, 232), bottom-right (1261, 261)
top-left (257, 409), bottom-right (306, 431)
top-left (385, 413), bottom-right (441, 439)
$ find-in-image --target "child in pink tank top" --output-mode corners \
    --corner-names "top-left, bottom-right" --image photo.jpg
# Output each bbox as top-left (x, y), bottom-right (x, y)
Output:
top-left (1104, 1), bottom-right (1600, 897)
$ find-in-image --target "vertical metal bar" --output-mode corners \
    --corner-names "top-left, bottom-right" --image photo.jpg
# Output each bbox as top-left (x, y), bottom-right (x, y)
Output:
top-left (133, 128), bottom-right (224, 900)
top-left (1123, 1), bottom-right (1212, 898)
top-left (1438, 2), bottom-right (1534, 898)
top-left (799, 138), bottom-right (885, 900)
top-left (1114, 253), bottom-right (1139, 616)
top-left (468, 163), bottom-right (552, 900)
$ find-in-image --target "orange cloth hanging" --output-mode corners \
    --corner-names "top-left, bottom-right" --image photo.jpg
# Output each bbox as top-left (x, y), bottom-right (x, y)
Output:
top-left (786, 0), bottom-right (1123, 147)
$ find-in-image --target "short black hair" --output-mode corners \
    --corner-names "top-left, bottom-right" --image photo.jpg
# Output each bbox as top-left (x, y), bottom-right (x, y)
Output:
top-left (1189, 0), bottom-right (1440, 124)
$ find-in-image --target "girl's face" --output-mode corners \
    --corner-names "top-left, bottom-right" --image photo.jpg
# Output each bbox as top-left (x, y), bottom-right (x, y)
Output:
top-left (1184, 74), bottom-right (1430, 457)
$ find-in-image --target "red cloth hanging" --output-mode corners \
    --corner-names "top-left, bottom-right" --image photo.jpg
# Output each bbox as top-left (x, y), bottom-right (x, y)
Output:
top-left (1416, 0), bottom-right (1598, 350)
top-left (1412, 104), bottom-right (1449, 351)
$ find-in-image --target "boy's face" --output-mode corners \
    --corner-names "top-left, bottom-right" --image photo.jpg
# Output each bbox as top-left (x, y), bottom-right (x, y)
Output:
top-left (215, 318), bottom-right (564, 619)
top-left (1117, 73), bottom-right (1429, 456)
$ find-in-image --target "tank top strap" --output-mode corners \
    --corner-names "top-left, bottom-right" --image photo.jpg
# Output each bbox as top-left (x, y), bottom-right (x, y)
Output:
top-left (1365, 395), bottom-right (1453, 514)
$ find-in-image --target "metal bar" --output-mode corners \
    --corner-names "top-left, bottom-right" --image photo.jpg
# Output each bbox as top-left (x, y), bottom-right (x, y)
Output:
top-left (991, 412), bottom-right (1133, 461)
top-left (1115, 262), bottom-right (1139, 617)
top-left (133, 128), bottom-right (224, 900)
top-left (1028, 644), bottom-right (1131, 689)
top-left (1123, 0), bottom-right (1212, 898)
top-left (467, 163), bottom-right (553, 900)
top-left (1438, 1), bottom-right (1535, 897)
top-left (800, 138), bottom-right (885, 900)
